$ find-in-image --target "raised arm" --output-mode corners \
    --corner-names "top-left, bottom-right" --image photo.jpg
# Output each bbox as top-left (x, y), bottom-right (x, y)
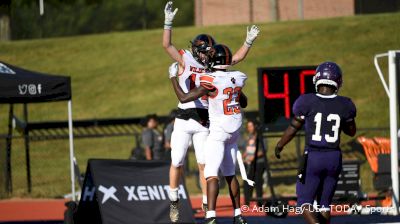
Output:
top-left (274, 117), bottom-right (304, 159)
top-left (168, 62), bottom-right (209, 103)
top-left (231, 25), bottom-right (260, 65)
top-left (162, 1), bottom-right (184, 66)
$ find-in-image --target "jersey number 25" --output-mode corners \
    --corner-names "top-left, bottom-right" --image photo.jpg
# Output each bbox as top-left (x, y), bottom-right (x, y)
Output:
top-left (223, 87), bottom-right (241, 115)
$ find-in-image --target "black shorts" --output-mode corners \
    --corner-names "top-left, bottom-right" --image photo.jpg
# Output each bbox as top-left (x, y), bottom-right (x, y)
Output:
top-left (176, 108), bottom-right (209, 127)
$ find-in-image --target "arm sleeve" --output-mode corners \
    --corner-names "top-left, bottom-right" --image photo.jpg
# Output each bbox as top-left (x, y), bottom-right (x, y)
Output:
top-left (292, 95), bottom-right (308, 118)
top-left (164, 123), bottom-right (173, 142)
top-left (142, 129), bottom-right (153, 148)
top-left (345, 98), bottom-right (357, 122)
top-left (240, 72), bottom-right (248, 87)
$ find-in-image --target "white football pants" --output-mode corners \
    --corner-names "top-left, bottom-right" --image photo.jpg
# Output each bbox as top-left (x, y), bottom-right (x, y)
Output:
top-left (170, 118), bottom-right (209, 167)
top-left (204, 128), bottom-right (240, 178)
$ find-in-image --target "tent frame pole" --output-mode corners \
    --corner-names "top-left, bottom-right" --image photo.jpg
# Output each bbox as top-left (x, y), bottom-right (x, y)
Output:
top-left (23, 103), bottom-right (32, 193)
top-left (6, 104), bottom-right (13, 194)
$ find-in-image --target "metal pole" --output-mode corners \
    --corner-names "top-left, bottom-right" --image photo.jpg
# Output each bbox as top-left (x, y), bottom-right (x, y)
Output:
top-left (260, 130), bottom-right (277, 201)
top-left (249, 0), bottom-right (254, 23)
top-left (23, 104), bottom-right (32, 193)
top-left (269, 0), bottom-right (278, 22)
top-left (374, 53), bottom-right (390, 97)
top-left (39, 0), bottom-right (44, 16)
top-left (6, 104), bottom-right (13, 194)
top-left (198, 0), bottom-right (203, 26)
top-left (298, 0), bottom-right (304, 20)
top-left (142, 0), bottom-right (147, 30)
top-left (68, 100), bottom-right (76, 201)
top-left (388, 50), bottom-right (399, 214)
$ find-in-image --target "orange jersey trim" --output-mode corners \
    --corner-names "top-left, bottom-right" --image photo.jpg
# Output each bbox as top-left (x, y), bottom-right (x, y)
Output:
top-left (200, 82), bottom-right (215, 90)
top-left (200, 75), bottom-right (214, 83)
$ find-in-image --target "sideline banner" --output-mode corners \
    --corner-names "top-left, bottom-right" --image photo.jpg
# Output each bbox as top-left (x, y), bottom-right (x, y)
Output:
top-left (75, 159), bottom-right (194, 224)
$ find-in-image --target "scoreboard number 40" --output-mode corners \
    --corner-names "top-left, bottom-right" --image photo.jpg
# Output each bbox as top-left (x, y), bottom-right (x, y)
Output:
top-left (257, 66), bottom-right (317, 132)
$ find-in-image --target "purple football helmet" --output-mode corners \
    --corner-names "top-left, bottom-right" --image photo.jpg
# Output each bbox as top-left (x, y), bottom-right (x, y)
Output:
top-left (313, 61), bottom-right (343, 92)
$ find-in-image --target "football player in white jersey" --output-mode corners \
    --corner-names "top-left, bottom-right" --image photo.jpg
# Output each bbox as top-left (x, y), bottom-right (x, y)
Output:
top-left (163, 1), bottom-right (259, 222)
top-left (169, 44), bottom-right (248, 224)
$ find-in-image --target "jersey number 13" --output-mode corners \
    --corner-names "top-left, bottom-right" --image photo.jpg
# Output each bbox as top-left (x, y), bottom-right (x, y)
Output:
top-left (312, 112), bottom-right (341, 143)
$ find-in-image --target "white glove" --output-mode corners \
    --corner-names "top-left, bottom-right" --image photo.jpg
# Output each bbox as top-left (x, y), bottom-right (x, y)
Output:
top-left (168, 62), bottom-right (178, 79)
top-left (244, 25), bottom-right (260, 47)
top-left (164, 1), bottom-right (178, 30)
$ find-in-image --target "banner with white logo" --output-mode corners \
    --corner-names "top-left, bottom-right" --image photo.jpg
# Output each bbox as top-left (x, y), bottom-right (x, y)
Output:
top-left (75, 159), bottom-right (195, 224)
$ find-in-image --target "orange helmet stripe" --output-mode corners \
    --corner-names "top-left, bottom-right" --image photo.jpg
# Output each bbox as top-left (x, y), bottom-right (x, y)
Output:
top-left (222, 45), bottom-right (230, 65)
top-left (206, 34), bottom-right (212, 46)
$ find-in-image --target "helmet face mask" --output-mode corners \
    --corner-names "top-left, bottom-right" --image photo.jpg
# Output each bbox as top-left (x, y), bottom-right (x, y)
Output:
top-left (207, 44), bottom-right (232, 70)
top-left (191, 43), bottom-right (209, 65)
top-left (313, 62), bottom-right (343, 93)
top-left (190, 34), bottom-right (216, 66)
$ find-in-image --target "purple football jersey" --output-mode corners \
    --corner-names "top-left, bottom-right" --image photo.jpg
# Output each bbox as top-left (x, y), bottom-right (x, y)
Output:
top-left (293, 93), bottom-right (356, 151)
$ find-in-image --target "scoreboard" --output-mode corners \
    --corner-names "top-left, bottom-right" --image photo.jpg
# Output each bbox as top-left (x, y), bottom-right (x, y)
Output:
top-left (257, 66), bottom-right (317, 132)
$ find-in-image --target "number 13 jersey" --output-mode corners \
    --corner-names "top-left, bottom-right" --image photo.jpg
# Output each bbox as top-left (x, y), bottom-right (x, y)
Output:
top-left (177, 49), bottom-right (208, 110)
top-left (200, 70), bottom-right (247, 133)
top-left (293, 93), bottom-right (357, 151)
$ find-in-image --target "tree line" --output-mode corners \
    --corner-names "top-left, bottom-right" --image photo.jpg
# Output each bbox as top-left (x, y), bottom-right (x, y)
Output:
top-left (0, 0), bottom-right (194, 40)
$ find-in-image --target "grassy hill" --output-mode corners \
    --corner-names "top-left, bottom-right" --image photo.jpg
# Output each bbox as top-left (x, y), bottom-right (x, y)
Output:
top-left (1, 13), bottom-right (399, 123)
top-left (0, 12), bottom-right (399, 198)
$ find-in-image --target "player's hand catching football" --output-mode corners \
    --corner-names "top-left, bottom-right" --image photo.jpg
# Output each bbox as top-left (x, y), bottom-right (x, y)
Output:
top-left (245, 25), bottom-right (260, 47)
top-left (164, 1), bottom-right (178, 29)
top-left (169, 62), bottom-right (178, 79)
top-left (275, 145), bottom-right (283, 159)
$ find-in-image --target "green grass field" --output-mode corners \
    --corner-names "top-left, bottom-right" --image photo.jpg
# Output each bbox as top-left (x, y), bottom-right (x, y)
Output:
top-left (0, 12), bottom-right (399, 198)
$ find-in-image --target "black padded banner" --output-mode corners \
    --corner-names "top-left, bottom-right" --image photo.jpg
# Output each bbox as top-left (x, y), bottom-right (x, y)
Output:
top-left (75, 159), bottom-right (195, 224)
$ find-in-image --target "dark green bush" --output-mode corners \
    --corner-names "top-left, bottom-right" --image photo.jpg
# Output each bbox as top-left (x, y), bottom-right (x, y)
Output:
top-left (9, 0), bottom-right (193, 40)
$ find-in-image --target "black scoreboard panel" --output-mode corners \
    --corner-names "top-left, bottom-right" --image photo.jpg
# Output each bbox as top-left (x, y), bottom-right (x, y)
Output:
top-left (257, 66), bottom-right (317, 132)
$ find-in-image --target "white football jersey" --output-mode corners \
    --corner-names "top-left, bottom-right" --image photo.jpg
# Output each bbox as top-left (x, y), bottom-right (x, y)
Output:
top-left (200, 70), bottom-right (247, 133)
top-left (177, 49), bottom-right (208, 109)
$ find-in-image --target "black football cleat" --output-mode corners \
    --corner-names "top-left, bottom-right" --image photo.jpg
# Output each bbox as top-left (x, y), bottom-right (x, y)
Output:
top-left (202, 203), bottom-right (209, 212)
top-left (169, 200), bottom-right (179, 223)
top-left (233, 215), bottom-right (247, 224)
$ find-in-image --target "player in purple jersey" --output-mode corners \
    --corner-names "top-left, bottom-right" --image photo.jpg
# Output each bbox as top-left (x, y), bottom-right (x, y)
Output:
top-left (274, 62), bottom-right (357, 224)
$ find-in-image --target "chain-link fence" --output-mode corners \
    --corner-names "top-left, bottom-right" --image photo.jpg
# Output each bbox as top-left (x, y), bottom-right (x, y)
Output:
top-left (1, 109), bottom-right (392, 200)
top-left (2, 113), bottom-right (206, 199)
